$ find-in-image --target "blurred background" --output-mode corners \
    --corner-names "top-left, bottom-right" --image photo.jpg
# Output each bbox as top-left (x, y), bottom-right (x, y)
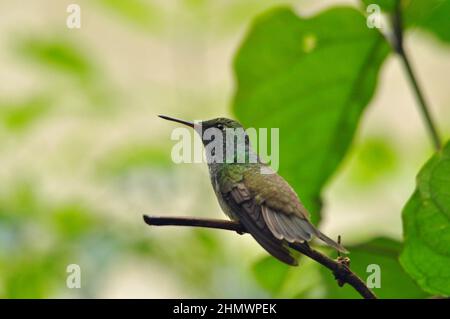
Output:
top-left (0, 0), bottom-right (449, 298)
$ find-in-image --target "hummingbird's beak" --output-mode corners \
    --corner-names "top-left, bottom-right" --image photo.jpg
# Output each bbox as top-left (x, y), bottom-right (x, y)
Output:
top-left (158, 115), bottom-right (194, 128)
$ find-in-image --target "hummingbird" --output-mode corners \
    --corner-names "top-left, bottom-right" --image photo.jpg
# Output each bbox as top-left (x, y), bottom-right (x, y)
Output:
top-left (159, 115), bottom-right (347, 266)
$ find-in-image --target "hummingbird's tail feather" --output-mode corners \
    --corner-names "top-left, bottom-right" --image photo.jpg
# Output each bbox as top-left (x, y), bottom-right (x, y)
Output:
top-left (297, 218), bottom-right (348, 254)
top-left (261, 206), bottom-right (348, 254)
top-left (262, 208), bottom-right (312, 242)
top-left (289, 217), bottom-right (348, 254)
top-left (313, 228), bottom-right (349, 254)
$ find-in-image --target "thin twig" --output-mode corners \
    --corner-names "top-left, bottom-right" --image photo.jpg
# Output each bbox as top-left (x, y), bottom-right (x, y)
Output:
top-left (143, 215), bottom-right (377, 299)
top-left (392, 0), bottom-right (442, 150)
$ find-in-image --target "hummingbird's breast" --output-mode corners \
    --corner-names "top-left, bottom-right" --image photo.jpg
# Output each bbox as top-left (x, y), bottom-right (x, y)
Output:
top-left (208, 163), bottom-right (239, 221)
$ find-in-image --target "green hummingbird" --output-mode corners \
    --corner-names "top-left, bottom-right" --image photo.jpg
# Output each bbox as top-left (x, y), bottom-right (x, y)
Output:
top-left (159, 115), bottom-right (347, 266)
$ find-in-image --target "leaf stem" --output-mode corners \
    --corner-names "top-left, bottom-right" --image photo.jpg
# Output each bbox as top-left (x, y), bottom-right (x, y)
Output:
top-left (392, 0), bottom-right (442, 150)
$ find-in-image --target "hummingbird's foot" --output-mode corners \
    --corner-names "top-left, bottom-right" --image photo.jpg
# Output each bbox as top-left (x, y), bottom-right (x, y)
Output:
top-left (332, 235), bottom-right (351, 287)
top-left (334, 255), bottom-right (351, 287)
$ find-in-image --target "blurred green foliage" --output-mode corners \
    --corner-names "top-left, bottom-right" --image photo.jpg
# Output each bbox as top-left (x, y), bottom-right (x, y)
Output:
top-left (17, 38), bottom-right (93, 79)
top-left (95, 0), bottom-right (161, 31)
top-left (96, 144), bottom-right (172, 177)
top-left (0, 182), bottom-right (144, 298)
top-left (252, 255), bottom-right (291, 294)
top-left (349, 137), bottom-right (398, 186)
top-left (0, 97), bottom-right (52, 131)
top-left (14, 36), bottom-right (114, 110)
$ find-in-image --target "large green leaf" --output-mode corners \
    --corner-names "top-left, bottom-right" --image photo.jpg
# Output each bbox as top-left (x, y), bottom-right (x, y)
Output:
top-left (233, 7), bottom-right (390, 223)
top-left (361, 0), bottom-right (396, 12)
top-left (400, 141), bottom-right (450, 296)
top-left (403, 0), bottom-right (450, 43)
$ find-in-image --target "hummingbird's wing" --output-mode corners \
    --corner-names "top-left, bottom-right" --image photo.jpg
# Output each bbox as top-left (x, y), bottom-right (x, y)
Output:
top-left (222, 183), bottom-right (298, 266)
top-left (219, 164), bottom-right (347, 255)
top-left (218, 164), bottom-right (298, 265)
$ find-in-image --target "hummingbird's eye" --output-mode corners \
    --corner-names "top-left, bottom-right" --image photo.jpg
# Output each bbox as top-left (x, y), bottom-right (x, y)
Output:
top-left (217, 123), bottom-right (224, 130)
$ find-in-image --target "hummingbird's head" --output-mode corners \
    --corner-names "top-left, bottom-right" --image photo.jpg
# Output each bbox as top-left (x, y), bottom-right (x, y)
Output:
top-left (159, 115), bottom-right (255, 164)
top-left (200, 117), bottom-right (244, 131)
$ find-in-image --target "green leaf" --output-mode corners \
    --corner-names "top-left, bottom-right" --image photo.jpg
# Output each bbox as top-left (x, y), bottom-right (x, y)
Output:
top-left (361, 0), bottom-right (396, 12)
top-left (233, 7), bottom-right (390, 223)
top-left (364, 0), bottom-right (450, 44)
top-left (403, 0), bottom-right (450, 43)
top-left (320, 237), bottom-right (429, 298)
top-left (400, 141), bottom-right (450, 296)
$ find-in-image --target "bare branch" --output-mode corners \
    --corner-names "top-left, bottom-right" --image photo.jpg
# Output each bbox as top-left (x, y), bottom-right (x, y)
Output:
top-left (143, 215), bottom-right (377, 299)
